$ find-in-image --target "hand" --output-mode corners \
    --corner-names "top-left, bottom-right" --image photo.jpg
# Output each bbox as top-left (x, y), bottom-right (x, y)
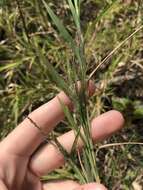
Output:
top-left (0, 81), bottom-right (124, 190)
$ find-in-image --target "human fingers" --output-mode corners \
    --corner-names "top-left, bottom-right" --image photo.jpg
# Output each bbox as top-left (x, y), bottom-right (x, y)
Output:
top-left (30, 110), bottom-right (124, 176)
top-left (43, 181), bottom-right (107, 190)
top-left (43, 180), bottom-right (79, 190)
top-left (0, 81), bottom-right (95, 157)
top-left (74, 183), bottom-right (107, 190)
top-left (0, 181), bottom-right (8, 190)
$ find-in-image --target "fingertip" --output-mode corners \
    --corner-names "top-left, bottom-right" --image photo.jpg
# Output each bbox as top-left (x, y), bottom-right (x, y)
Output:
top-left (43, 180), bottom-right (80, 190)
top-left (108, 110), bottom-right (125, 130)
top-left (91, 110), bottom-right (125, 142)
top-left (74, 183), bottom-right (107, 190)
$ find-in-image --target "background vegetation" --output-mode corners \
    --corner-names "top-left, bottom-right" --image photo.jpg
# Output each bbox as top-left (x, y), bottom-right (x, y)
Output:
top-left (0, 0), bottom-right (143, 189)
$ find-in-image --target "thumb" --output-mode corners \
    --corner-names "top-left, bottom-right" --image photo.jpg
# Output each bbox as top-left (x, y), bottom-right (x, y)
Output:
top-left (74, 183), bottom-right (107, 190)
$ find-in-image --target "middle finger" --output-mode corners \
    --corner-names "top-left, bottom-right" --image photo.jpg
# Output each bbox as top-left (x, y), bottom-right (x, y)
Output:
top-left (29, 110), bottom-right (124, 177)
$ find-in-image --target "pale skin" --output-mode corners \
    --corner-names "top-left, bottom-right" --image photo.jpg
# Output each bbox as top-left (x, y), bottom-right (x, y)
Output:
top-left (0, 81), bottom-right (124, 190)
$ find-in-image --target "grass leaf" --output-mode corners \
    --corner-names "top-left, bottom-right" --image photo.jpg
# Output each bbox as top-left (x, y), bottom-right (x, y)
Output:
top-left (42, 0), bottom-right (76, 48)
top-left (0, 62), bottom-right (22, 72)
top-left (67, 0), bottom-right (80, 31)
top-left (41, 0), bottom-right (83, 68)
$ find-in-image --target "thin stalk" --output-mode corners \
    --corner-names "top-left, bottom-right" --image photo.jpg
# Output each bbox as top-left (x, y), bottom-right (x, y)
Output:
top-left (88, 25), bottom-right (143, 79)
top-left (52, 133), bottom-right (86, 184)
top-left (98, 142), bottom-right (143, 150)
top-left (77, 149), bottom-right (89, 182)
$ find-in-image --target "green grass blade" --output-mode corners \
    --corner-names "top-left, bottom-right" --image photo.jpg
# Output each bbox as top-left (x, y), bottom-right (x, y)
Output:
top-left (57, 97), bottom-right (77, 130)
top-left (33, 39), bottom-right (72, 97)
top-left (42, 0), bottom-right (75, 48)
top-left (51, 133), bottom-right (86, 183)
top-left (67, 0), bottom-right (80, 31)
top-left (41, 0), bottom-right (83, 68)
top-left (0, 62), bottom-right (22, 72)
top-left (74, 0), bottom-right (80, 17)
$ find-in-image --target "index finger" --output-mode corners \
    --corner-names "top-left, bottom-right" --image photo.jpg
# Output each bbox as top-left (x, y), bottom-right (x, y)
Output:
top-left (0, 81), bottom-right (95, 157)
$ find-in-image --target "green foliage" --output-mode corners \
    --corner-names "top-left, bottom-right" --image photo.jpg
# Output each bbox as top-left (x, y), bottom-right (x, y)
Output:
top-left (112, 98), bottom-right (143, 119)
top-left (112, 97), bottom-right (131, 112)
top-left (133, 101), bottom-right (143, 119)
